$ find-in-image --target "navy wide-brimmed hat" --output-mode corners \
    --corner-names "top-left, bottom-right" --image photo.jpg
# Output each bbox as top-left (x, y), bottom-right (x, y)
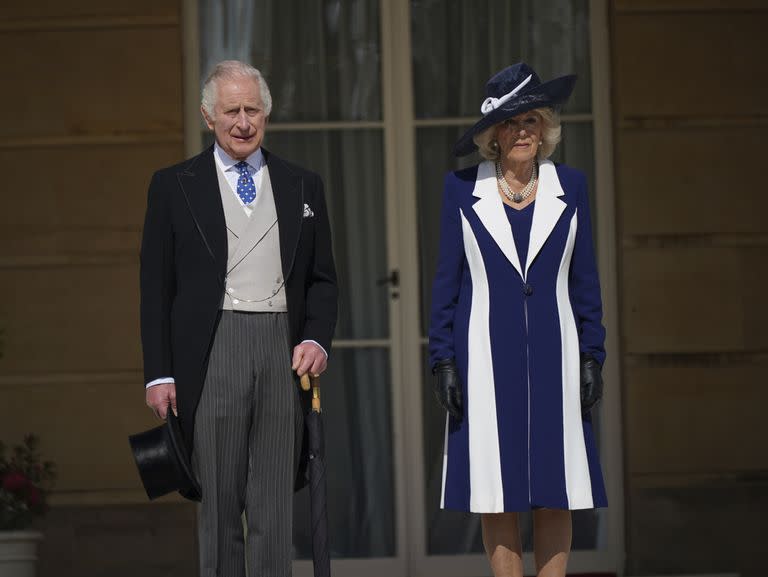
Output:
top-left (453, 62), bottom-right (576, 157)
top-left (129, 409), bottom-right (202, 502)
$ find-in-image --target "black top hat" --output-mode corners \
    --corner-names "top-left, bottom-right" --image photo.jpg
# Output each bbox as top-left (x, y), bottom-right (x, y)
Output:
top-left (453, 62), bottom-right (576, 157)
top-left (129, 409), bottom-right (202, 501)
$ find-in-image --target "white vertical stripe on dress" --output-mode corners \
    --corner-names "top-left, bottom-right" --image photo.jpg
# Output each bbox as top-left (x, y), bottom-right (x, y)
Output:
top-left (556, 211), bottom-right (594, 509)
top-left (460, 211), bottom-right (505, 513)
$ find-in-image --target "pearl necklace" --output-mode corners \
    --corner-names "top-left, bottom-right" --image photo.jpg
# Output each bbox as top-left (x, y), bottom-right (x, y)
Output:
top-left (496, 159), bottom-right (538, 203)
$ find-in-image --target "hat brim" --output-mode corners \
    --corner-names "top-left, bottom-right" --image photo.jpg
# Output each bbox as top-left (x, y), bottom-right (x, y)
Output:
top-left (129, 410), bottom-right (202, 502)
top-left (453, 74), bottom-right (577, 157)
top-left (165, 410), bottom-right (202, 501)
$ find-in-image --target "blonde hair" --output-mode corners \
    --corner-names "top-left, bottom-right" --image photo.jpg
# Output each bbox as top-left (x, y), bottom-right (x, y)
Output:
top-left (474, 107), bottom-right (561, 161)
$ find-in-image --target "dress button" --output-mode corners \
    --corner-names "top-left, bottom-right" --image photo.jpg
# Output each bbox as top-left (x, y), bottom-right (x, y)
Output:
top-left (232, 298), bottom-right (240, 305)
top-left (227, 287), bottom-right (234, 294)
top-left (523, 284), bottom-right (533, 296)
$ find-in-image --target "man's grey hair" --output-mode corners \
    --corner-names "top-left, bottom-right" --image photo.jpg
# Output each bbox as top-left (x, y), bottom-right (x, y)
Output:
top-left (201, 60), bottom-right (272, 117)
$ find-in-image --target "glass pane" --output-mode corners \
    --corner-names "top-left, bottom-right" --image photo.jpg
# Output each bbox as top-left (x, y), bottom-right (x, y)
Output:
top-left (293, 347), bottom-right (396, 557)
top-left (265, 129), bottom-right (389, 340)
top-left (411, 0), bottom-right (591, 118)
top-left (199, 0), bottom-right (382, 122)
top-left (415, 126), bottom-right (479, 336)
top-left (555, 122), bottom-right (598, 243)
top-left (551, 122), bottom-right (595, 193)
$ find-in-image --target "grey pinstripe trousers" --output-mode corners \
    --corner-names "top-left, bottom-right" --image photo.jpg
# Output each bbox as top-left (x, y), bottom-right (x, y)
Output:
top-left (193, 311), bottom-right (303, 577)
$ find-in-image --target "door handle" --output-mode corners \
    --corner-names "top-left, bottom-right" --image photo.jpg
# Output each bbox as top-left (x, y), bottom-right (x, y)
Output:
top-left (376, 269), bottom-right (400, 299)
top-left (376, 269), bottom-right (399, 287)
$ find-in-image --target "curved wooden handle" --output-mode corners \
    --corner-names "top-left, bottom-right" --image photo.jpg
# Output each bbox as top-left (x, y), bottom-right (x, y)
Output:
top-left (299, 374), bottom-right (322, 413)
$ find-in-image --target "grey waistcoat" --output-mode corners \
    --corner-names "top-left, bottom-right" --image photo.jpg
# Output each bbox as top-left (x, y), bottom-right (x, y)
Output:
top-left (216, 163), bottom-right (287, 312)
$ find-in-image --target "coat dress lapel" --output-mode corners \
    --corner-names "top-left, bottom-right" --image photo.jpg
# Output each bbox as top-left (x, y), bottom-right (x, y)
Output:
top-left (472, 160), bottom-right (524, 278)
top-left (472, 159), bottom-right (566, 280)
top-left (525, 159), bottom-right (566, 277)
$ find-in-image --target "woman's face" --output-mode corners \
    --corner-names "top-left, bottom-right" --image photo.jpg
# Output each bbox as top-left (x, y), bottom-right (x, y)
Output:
top-left (495, 111), bottom-right (543, 166)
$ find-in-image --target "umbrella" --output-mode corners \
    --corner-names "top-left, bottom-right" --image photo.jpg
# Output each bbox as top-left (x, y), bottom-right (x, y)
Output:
top-left (300, 373), bottom-right (331, 577)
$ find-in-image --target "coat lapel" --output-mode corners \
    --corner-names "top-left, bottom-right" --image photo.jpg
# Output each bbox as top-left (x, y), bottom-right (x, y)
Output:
top-left (472, 161), bottom-right (524, 279)
top-left (177, 146), bottom-right (228, 269)
top-left (525, 159), bottom-right (566, 277)
top-left (264, 149), bottom-right (303, 279)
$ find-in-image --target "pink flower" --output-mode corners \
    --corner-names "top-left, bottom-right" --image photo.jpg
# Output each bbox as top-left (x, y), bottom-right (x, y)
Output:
top-left (2, 471), bottom-right (29, 492)
top-left (27, 486), bottom-right (41, 507)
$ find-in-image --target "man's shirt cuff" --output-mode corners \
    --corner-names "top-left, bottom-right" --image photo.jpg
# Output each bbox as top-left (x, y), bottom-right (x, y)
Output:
top-left (146, 377), bottom-right (175, 389)
top-left (301, 340), bottom-right (328, 359)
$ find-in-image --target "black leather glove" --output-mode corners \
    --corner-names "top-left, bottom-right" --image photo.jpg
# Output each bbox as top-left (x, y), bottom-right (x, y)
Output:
top-left (580, 353), bottom-right (603, 414)
top-left (432, 358), bottom-right (463, 420)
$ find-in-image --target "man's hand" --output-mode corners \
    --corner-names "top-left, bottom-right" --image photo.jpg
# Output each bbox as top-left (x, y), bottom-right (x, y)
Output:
top-left (146, 383), bottom-right (177, 419)
top-left (292, 342), bottom-right (327, 377)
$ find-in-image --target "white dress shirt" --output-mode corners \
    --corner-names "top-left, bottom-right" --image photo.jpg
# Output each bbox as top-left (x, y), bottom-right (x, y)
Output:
top-left (213, 143), bottom-right (265, 217)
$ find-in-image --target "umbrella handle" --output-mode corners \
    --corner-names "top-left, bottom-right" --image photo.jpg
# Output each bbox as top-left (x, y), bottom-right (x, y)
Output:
top-left (300, 374), bottom-right (322, 413)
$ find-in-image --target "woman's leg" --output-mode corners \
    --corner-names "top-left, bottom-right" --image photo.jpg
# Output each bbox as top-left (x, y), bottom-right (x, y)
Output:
top-left (532, 509), bottom-right (572, 577)
top-left (481, 513), bottom-right (524, 577)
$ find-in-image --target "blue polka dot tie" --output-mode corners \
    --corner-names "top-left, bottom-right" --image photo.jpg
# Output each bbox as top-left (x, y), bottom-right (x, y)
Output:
top-left (235, 161), bottom-right (256, 205)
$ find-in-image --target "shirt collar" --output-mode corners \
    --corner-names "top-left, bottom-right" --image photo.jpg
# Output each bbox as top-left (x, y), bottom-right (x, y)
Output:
top-left (213, 142), bottom-right (265, 173)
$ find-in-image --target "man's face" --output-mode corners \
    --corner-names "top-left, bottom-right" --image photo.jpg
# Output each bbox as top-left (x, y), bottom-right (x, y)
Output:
top-left (201, 76), bottom-right (267, 160)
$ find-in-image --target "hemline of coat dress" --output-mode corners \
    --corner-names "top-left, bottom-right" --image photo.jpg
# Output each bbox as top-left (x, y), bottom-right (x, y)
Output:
top-left (428, 160), bottom-right (608, 513)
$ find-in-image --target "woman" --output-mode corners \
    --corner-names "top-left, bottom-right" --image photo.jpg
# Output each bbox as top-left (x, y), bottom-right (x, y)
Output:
top-left (428, 62), bottom-right (607, 577)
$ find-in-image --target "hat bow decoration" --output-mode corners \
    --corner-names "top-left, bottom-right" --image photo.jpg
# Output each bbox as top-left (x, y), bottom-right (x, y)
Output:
top-left (480, 74), bottom-right (533, 115)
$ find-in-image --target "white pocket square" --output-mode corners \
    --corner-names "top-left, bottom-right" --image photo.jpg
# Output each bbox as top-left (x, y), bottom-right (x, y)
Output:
top-left (303, 203), bottom-right (314, 218)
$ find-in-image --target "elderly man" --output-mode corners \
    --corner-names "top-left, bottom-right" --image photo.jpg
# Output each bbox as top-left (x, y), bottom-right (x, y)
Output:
top-left (140, 60), bottom-right (338, 576)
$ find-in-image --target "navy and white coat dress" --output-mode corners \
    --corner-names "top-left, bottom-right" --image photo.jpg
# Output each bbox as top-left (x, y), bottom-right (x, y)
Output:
top-left (428, 159), bottom-right (608, 513)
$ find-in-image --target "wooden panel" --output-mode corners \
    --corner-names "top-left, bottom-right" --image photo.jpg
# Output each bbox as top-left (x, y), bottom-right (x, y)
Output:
top-left (622, 247), bottom-right (768, 353)
top-left (0, 27), bottom-right (182, 139)
top-left (1, 0), bottom-right (179, 22)
top-left (618, 126), bottom-right (767, 235)
top-left (0, 263), bottom-right (141, 373)
top-left (614, 12), bottom-right (768, 118)
top-left (0, 380), bottom-right (159, 492)
top-left (616, 0), bottom-right (768, 11)
top-left (628, 480), bottom-right (768, 576)
top-left (0, 143), bottom-right (182, 256)
top-left (38, 503), bottom-right (197, 577)
top-left (625, 364), bottom-right (768, 474)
